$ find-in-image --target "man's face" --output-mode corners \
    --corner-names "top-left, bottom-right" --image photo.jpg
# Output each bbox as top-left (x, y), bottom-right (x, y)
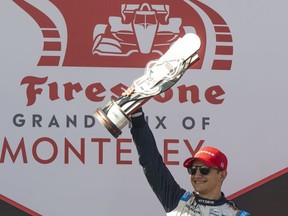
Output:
top-left (189, 159), bottom-right (226, 199)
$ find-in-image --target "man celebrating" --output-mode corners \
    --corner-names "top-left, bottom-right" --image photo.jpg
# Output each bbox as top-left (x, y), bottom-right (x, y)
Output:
top-left (128, 105), bottom-right (250, 216)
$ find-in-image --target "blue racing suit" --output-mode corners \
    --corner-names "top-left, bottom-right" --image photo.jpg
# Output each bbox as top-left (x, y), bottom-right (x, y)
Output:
top-left (130, 112), bottom-right (250, 216)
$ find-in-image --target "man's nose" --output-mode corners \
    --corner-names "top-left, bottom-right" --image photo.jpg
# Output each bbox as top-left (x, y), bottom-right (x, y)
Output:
top-left (193, 168), bottom-right (203, 177)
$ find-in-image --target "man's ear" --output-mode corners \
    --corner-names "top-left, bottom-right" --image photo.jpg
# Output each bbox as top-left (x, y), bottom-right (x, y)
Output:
top-left (220, 171), bottom-right (227, 180)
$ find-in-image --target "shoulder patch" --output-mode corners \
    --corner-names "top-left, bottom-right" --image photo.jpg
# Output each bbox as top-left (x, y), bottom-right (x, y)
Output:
top-left (180, 191), bottom-right (193, 202)
top-left (237, 210), bottom-right (251, 216)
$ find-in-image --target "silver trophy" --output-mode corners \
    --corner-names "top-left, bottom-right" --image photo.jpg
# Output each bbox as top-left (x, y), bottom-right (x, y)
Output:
top-left (94, 33), bottom-right (201, 138)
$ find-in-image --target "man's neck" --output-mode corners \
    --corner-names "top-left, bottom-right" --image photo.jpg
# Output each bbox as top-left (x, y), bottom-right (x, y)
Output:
top-left (198, 191), bottom-right (222, 201)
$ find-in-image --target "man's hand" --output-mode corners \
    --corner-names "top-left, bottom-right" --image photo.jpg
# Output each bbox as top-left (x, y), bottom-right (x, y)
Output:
top-left (121, 86), bottom-right (143, 116)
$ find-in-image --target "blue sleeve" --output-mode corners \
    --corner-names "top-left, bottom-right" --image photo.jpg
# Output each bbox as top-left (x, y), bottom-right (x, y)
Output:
top-left (131, 113), bottom-right (186, 212)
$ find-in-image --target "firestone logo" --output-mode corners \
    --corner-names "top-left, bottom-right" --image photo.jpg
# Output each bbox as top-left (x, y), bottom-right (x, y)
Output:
top-left (13, 0), bottom-right (233, 70)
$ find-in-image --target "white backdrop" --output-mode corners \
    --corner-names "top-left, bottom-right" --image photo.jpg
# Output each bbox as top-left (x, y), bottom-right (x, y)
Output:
top-left (0, 0), bottom-right (287, 215)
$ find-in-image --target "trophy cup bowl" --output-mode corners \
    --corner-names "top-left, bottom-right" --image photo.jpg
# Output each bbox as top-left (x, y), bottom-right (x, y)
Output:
top-left (94, 33), bottom-right (201, 138)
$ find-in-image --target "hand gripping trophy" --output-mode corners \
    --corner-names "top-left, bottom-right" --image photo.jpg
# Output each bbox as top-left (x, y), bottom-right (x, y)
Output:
top-left (94, 33), bottom-right (201, 138)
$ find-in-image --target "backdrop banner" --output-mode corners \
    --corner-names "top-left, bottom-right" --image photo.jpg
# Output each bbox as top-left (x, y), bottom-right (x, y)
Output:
top-left (0, 1), bottom-right (287, 215)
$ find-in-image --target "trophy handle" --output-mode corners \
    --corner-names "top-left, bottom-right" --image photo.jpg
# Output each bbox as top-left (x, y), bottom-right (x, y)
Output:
top-left (132, 33), bottom-right (200, 96)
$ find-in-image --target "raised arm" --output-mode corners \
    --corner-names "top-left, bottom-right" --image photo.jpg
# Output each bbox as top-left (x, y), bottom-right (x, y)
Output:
top-left (130, 110), bottom-right (185, 212)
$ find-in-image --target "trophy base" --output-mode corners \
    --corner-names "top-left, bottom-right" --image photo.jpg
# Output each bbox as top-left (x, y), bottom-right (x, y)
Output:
top-left (94, 100), bottom-right (131, 138)
top-left (94, 109), bottom-right (122, 138)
